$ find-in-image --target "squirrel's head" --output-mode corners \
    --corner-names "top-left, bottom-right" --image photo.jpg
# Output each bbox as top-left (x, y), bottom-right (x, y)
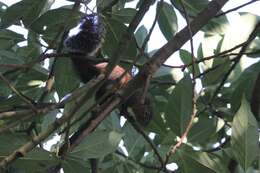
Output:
top-left (64, 13), bottom-right (104, 55)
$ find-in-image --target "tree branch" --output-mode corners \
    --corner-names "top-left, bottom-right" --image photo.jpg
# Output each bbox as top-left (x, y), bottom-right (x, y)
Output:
top-left (216, 0), bottom-right (260, 17)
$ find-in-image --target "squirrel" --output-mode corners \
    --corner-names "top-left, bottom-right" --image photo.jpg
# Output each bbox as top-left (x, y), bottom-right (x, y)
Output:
top-left (64, 13), bottom-right (154, 126)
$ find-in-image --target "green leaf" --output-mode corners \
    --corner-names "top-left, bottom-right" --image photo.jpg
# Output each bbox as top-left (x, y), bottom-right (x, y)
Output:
top-left (239, 12), bottom-right (260, 44)
top-left (201, 37), bottom-right (233, 86)
top-left (0, 50), bottom-right (24, 65)
top-left (174, 145), bottom-right (229, 173)
top-left (62, 158), bottom-right (90, 173)
top-left (148, 85), bottom-right (173, 136)
top-left (0, 0), bottom-right (48, 28)
top-left (122, 122), bottom-right (145, 158)
top-left (97, 0), bottom-right (116, 10)
top-left (0, 50), bottom-right (24, 74)
top-left (158, 2), bottom-right (178, 41)
top-left (16, 45), bottom-right (41, 63)
top-left (179, 49), bottom-right (200, 76)
top-left (112, 8), bottom-right (137, 23)
top-left (231, 98), bottom-right (259, 171)
top-left (164, 75), bottom-right (192, 135)
top-left (102, 18), bottom-right (137, 58)
top-left (26, 30), bottom-right (43, 57)
top-left (0, 133), bottom-right (59, 172)
top-left (188, 113), bottom-right (218, 145)
top-left (30, 8), bottom-right (82, 34)
top-left (135, 25), bottom-right (148, 51)
top-left (230, 61), bottom-right (260, 112)
top-left (13, 148), bottom-right (60, 173)
top-left (170, 0), bottom-right (229, 34)
top-left (69, 130), bottom-right (123, 159)
top-left (0, 2), bottom-right (7, 17)
top-left (0, 29), bottom-right (25, 50)
top-left (136, 0), bottom-right (156, 8)
top-left (100, 111), bottom-right (121, 131)
top-left (247, 38), bottom-right (260, 58)
top-left (54, 58), bottom-right (80, 98)
top-left (171, 0), bottom-right (208, 16)
top-left (203, 15), bottom-right (229, 35)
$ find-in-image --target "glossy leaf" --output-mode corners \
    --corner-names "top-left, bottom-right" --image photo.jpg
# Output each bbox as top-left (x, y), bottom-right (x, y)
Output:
top-left (0, 50), bottom-right (24, 66)
top-left (112, 8), bottom-right (137, 23)
top-left (54, 58), bottom-right (80, 98)
top-left (164, 75), bottom-right (192, 135)
top-left (175, 145), bottom-right (229, 173)
top-left (179, 49), bottom-right (200, 76)
top-left (62, 158), bottom-right (90, 173)
top-left (69, 130), bottom-right (123, 159)
top-left (230, 61), bottom-right (260, 113)
top-left (0, 2), bottom-right (7, 16)
top-left (30, 8), bottom-right (82, 34)
top-left (158, 2), bottom-right (178, 41)
top-left (231, 98), bottom-right (259, 171)
top-left (122, 122), bottom-right (145, 158)
top-left (97, 0), bottom-right (116, 10)
top-left (102, 18), bottom-right (137, 58)
top-left (135, 25), bottom-right (148, 51)
top-left (171, 0), bottom-right (229, 34)
top-left (0, 29), bottom-right (25, 50)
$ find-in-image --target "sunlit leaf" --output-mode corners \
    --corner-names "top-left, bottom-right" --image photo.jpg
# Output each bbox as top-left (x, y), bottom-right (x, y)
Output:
top-left (179, 49), bottom-right (200, 76)
top-left (231, 98), bottom-right (259, 171)
top-left (158, 2), bottom-right (178, 41)
top-left (135, 25), bottom-right (148, 50)
top-left (230, 61), bottom-right (260, 112)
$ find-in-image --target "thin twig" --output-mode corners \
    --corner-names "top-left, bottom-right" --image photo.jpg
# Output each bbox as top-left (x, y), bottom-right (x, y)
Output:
top-left (216, 0), bottom-right (260, 17)
top-left (0, 74), bottom-right (37, 112)
top-left (165, 0), bottom-right (197, 164)
top-left (162, 40), bottom-right (251, 69)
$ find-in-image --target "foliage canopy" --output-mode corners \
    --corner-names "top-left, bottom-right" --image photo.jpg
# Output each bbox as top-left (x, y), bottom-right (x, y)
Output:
top-left (0, 0), bottom-right (259, 173)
